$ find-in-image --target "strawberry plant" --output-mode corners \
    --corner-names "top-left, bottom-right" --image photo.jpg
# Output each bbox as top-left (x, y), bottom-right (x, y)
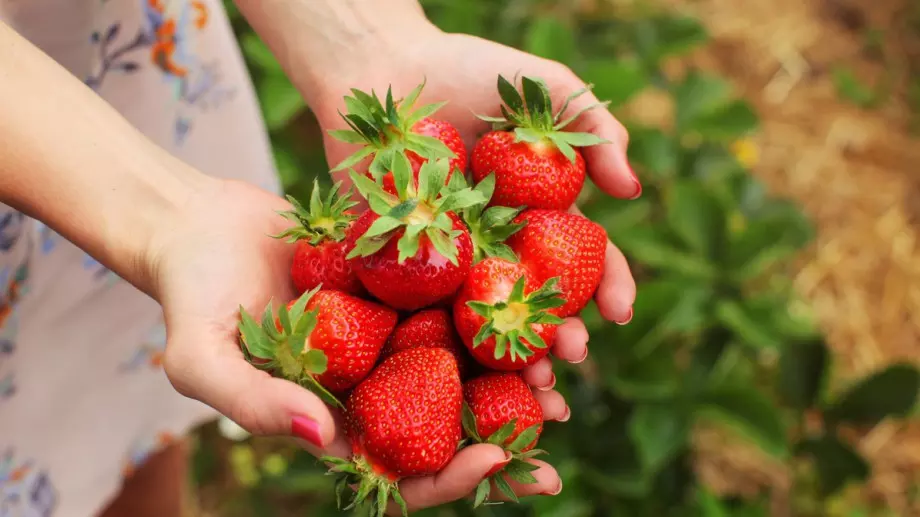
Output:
top-left (214, 1), bottom-right (920, 516)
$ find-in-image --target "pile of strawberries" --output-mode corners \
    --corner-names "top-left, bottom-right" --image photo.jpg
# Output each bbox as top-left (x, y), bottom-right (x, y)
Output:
top-left (238, 75), bottom-right (610, 516)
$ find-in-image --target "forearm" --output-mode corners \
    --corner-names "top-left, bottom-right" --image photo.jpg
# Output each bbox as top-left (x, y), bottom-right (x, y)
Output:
top-left (233, 0), bottom-right (436, 110)
top-left (0, 23), bottom-right (212, 297)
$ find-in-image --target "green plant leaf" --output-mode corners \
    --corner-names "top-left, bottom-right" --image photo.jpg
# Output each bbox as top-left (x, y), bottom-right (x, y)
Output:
top-left (778, 339), bottom-right (829, 411)
top-left (240, 33), bottom-right (283, 72)
top-left (626, 126), bottom-right (678, 179)
top-left (614, 226), bottom-right (719, 280)
top-left (797, 434), bottom-right (870, 496)
top-left (674, 71), bottom-right (731, 133)
top-left (607, 346), bottom-right (681, 400)
top-left (628, 403), bottom-right (690, 474)
top-left (699, 384), bottom-right (788, 457)
top-left (729, 199), bottom-right (814, 279)
top-left (258, 74), bottom-right (305, 131)
top-left (832, 66), bottom-right (880, 108)
top-left (714, 300), bottom-right (782, 350)
top-left (686, 100), bottom-right (759, 140)
top-left (524, 16), bottom-right (576, 63)
top-left (582, 59), bottom-right (647, 108)
top-left (694, 487), bottom-right (728, 517)
top-left (665, 180), bottom-right (727, 259)
top-left (633, 15), bottom-right (708, 62)
top-left (824, 364), bottom-right (920, 426)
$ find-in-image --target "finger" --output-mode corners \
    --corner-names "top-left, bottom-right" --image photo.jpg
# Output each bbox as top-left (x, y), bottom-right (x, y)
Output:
top-left (164, 330), bottom-right (339, 457)
top-left (521, 357), bottom-right (555, 390)
top-left (552, 317), bottom-right (589, 363)
top-left (595, 241), bottom-right (636, 324)
top-left (552, 69), bottom-right (641, 200)
top-left (393, 444), bottom-right (508, 513)
top-left (532, 389), bottom-right (568, 422)
top-left (491, 459), bottom-right (561, 501)
top-left (568, 205), bottom-right (635, 323)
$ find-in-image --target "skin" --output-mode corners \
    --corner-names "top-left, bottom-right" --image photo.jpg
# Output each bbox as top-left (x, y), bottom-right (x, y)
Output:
top-left (1, 0), bottom-right (638, 514)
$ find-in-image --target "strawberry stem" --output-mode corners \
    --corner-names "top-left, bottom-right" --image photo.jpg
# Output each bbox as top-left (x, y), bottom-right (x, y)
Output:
top-left (457, 174), bottom-right (526, 264)
top-left (272, 180), bottom-right (358, 245)
top-left (466, 276), bottom-right (566, 363)
top-left (323, 454), bottom-right (409, 517)
top-left (237, 287), bottom-right (343, 408)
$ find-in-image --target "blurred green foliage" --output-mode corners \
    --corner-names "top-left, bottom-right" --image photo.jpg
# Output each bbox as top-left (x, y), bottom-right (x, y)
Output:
top-left (209, 1), bottom-right (920, 516)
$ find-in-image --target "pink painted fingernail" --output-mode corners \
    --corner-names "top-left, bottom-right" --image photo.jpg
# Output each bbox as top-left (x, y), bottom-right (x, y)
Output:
top-left (557, 406), bottom-right (571, 423)
top-left (485, 451), bottom-right (513, 477)
top-left (537, 373), bottom-right (556, 392)
top-left (615, 307), bottom-right (634, 326)
top-left (541, 480), bottom-right (563, 496)
top-left (628, 166), bottom-right (642, 200)
top-left (291, 416), bottom-right (323, 448)
top-left (572, 348), bottom-right (589, 364)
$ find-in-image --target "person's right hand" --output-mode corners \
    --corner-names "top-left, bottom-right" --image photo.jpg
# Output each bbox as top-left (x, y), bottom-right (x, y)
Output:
top-left (148, 177), bottom-right (569, 509)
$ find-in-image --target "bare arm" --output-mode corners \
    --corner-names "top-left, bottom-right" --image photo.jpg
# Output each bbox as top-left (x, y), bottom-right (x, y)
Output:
top-left (0, 22), bottom-right (213, 297)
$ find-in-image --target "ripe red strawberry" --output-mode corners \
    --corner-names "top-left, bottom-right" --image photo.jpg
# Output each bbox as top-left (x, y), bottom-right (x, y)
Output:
top-left (238, 287), bottom-right (397, 406)
top-left (324, 347), bottom-right (462, 516)
top-left (382, 308), bottom-right (469, 376)
top-left (345, 155), bottom-right (483, 311)
top-left (507, 209), bottom-right (607, 317)
top-left (471, 75), bottom-right (609, 210)
top-left (462, 372), bottom-right (546, 506)
top-left (329, 81), bottom-right (466, 189)
top-left (453, 257), bottom-right (565, 371)
top-left (274, 180), bottom-right (363, 295)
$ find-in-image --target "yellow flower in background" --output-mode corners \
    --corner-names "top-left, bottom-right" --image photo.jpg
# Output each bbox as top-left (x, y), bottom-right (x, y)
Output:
top-left (731, 138), bottom-right (759, 168)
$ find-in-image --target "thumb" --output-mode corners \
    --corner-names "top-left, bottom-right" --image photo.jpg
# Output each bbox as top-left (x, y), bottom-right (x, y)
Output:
top-left (163, 331), bottom-right (338, 455)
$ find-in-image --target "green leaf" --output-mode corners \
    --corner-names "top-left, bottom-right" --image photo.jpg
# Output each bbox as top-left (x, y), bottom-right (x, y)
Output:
top-left (778, 339), bottom-right (829, 410)
top-left (714, 299), bottom-right (782, 350)
top-left (497, 75), bottom-right (524, 115)
top-left (426, 228), bottom-right (458, 265)
top-left (695, 487), bottom-right (729, 517)
top-left (258, 74), bottom-right (305, 131)
top-left (699, 384), bottom-right (788, 457)
top-left (473, 478), bottom-right (491, 508)
top-left (797, 434), bottom-right (870, 496)
top-left (524, 16), bottom-right (576, 63)
top-left (507, 424), bottom-right (541, 452)
top-left (462, 403), bottom-right (481, 442)
top-left (582, 59), bottom-right (647, 108)
top-left (729, 200), bottom-right (814, 279)
top-left (628, 403), bottom-right (690, 474)
top-left (614, 226), bottom-right (718, 280)
top-left (665, 180), bottom-right (727, 259)
top-left (554, 131), bottom-right (610, 147)
top-left (607, 346), bottom-right (681, 400)
top-left (825, 364), bottom-right (920, 426)
top-left (240, 33), bottom-right (283, 72)
top-left (673, 71), bottom-right (731, 133)
top-left (364, 215), bottom-right (404, 238)
top-left (302, 349), bottom-right (328, 375)
top-left (687, 100), bottom-right (759, 140)
top-left (626, 126), bottom-right (678, 179)
top-left (833, 66), bottom-right (880, 108)
top-left (239, 307), bottom-right (273, 359)
top-left (633, 14), bottom-right (708, 62)
top-left (521, 76), bottom-right (551, 121)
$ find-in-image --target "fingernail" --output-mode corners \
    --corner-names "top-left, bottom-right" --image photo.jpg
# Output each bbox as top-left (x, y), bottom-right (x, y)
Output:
top-left (291, 415), bottom-right (324, 448)
top-left (615, 307), bottom-right (634, 325)
top-left (485, 451), bottom-right (513, 477)
top-left (537, 373), bottom-right (556, 391)
top-left (557, 406), bottom-right (571, 423)
top-left (572, 348), bottom-right (589, 364)
top-left (627, 166), bottom-right (642, 200)
top-left (541, 480), bottom-right (563, 496)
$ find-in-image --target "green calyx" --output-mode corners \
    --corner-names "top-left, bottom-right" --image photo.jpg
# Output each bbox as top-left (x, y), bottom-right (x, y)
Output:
top-left (345, 153), bottom-right (486, 266)
top-left (466, 276), bottom-right (566, 363)
top-left (329, 79), bottom-right (457, 180)
top-left (456, 173), bottom-right (526, 264)
top-left (273, 180), bottom-right (358, 245)
top-left (477, 74), bottom-right (611, 164)
top-left (322, 454), bottom-right (409, 517)
top-left (460, 402), bottom-right (546, 507)
top-left (237, 286), bottom-right (342, 408)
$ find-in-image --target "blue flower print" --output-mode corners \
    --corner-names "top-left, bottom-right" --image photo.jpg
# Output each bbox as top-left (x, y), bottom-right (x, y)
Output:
top-left (0, 449), bottom-right (57, 517)
top-left (0, 212), bottom-right (24, 253)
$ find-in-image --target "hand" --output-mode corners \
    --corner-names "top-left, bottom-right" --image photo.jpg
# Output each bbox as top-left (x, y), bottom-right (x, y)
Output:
top-left (150, 178), bottom-right (571, 511)
top-left (311, 28), bottom-right (639, 509)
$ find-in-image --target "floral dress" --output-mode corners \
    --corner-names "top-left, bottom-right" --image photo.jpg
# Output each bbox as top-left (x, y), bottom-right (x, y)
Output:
top-left (0, 1), bottom-right (278, 515)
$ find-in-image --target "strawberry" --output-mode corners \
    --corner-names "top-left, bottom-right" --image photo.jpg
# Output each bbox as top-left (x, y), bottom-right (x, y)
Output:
top-left (329, 80), bottom-right (466, 190)
top-left (345, 155), bottom-right (484, 311)
top-left (471, 75), bottom-right (609, 210)
top-left (324, 347), bottom-right (463, 516)
top-left (508, 209), bottom-right (607, 317)
top-left (382, 308), bottom-right (469, 377)
top-left (238, 287), bottom-right (397, 406)
top-left (452, 257), bottom-right (565, 371)
top-left (273, 180), bottom-right (363, 295)
top-left (462, 372), bottom-right (546, 506)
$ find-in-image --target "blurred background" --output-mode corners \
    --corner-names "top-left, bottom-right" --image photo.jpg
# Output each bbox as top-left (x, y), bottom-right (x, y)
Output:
top-left (187, 0), bottom-right (920, 515)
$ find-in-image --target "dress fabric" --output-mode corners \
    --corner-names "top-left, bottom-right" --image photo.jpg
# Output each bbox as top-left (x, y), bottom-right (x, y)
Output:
top-left (0, 1), bottom-right (279, 515)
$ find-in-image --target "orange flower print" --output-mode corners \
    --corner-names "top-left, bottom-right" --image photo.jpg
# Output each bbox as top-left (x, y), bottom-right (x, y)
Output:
top-left (122, 432), bottom-right (177, 477)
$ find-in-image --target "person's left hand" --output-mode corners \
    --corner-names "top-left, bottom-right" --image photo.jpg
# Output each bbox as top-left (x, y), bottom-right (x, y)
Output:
top-left (307, 26), bottom-right (639, 510)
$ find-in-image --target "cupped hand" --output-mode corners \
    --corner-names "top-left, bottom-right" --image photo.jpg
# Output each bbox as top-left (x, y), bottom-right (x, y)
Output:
top-left (148, 178), bottom-right (570, 510)
top-left (310, 29), bottom-right (639, 509)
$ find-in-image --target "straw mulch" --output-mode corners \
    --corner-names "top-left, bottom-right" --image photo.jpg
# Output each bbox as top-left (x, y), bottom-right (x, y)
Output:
top-left (629, 0), bottom-right (920, 512)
